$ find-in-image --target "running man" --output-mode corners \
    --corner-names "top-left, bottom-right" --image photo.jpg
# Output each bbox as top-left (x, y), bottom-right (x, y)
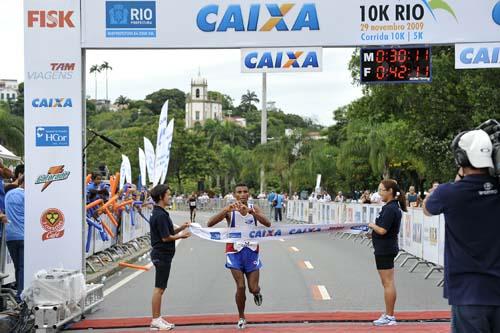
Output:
top-left (207, 183), bottom-right (271, 329)
top-left (188, 192), bottom-right (197, 223)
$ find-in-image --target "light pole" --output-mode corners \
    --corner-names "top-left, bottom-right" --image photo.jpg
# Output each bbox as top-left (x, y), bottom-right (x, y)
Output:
top-left (260, 73), bottom-right (267, 195)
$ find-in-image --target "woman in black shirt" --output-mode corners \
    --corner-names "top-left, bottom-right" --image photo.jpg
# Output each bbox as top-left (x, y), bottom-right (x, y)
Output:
top-left (368, 179), bottom-right (407, 327)
top-left (149, 184), bottom-right (191, 330)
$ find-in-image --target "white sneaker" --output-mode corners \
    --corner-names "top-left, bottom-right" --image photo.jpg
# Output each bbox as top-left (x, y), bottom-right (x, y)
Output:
top-left (237, 318), bottom-right (247, 329)
top-left (151, 317), bottom-right (174, 330)
top-left (373, 313), bottom-right (397, 326)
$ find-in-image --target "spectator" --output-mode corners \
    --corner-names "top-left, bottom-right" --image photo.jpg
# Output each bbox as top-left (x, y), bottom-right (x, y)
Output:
top-left (406, 186), bottom-right (421, 208)
top-left (267, 191), bottom-right (276, 217)
top-left (5, 164), bottom-right (24, 194)
top-left (5, 175), bottom-right (24, 299)
top-left (334, 191), bottom-right (345, 202)
top-left (360, 190), bottom-right (372, 204)
top-left (86, 172), bottom-right (109, 203)
top-left (292, 192), bottom-right (299, 200)
top-left (274, 192), bottom-right (284, 222)
top-left (324, 192), bottom-right (332, 202)
top-left (424, 130), bottom-right (500, 333)
top-left (370, 190), bottom-right (382, 204)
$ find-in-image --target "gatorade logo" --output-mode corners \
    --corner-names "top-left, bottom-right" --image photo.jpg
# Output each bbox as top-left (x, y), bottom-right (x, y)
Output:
top-left (197, 3), bottom-right (319, 32)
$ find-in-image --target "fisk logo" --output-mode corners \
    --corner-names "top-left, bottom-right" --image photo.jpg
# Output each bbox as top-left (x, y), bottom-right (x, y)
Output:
top-left (197, 3), bottom-right (319, 32)
top-left (28, 10), bottom-right (75, 28)
top-left (32, 98), bottom-right (73, 108)
top-left (36, 165), bottom-right (70, 192)
top-left (36, 127), bottom-right (70, 147)
top-left (242, 48), bottom-right (322, 73)
top-left (28, 63), bottom-right (75, 81)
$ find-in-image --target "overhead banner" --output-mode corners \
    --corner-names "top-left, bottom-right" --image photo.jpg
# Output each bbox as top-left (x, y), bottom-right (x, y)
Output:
top-left (190, 222), bottom-right (367, 243)
top-left (455, 43), bottom-right (500, 69)
top-left (82, 0), bottom-right (500, 48)
top-left (143, 137), bottom-right (156, 184)
top-left (24, 0), bottom-right (83, 288)
top-left (241, 47), bottom-right (322, 73)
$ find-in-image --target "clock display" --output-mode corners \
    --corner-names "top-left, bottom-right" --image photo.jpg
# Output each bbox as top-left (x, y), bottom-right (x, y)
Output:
top-left (360, 47), bottom-right (432, 84)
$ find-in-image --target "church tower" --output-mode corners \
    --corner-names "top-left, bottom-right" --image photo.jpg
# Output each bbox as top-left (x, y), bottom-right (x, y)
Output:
top-left (185, 72), bottom-right (223, 129)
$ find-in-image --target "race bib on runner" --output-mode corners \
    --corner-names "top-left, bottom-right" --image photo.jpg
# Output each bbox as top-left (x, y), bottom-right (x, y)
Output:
top-left (190, 201), bottom-right (196, 207)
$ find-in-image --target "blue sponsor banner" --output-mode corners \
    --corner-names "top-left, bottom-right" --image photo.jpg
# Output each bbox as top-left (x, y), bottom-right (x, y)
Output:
top-left (210, 232), bottom-right (221, 240)
top-left (36, 126), bottom-right (70, 147)
top-left (106, 1), bottom-right (156, 38)
top-left (229, 232), bottom-right (242, 239)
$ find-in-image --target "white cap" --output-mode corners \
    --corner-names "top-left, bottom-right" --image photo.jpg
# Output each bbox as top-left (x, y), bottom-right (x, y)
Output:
top-left (459, 130), bottom-right (494, 168)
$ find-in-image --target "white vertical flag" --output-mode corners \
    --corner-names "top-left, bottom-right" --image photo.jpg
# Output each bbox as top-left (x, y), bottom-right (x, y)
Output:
top-left (139, 148), bottom-right (147, 187)
top-left (154, 101), bottom-right (168, 186)
top-left (160, 119), bottom-right (174, 184)
top-left (143, 137), bottom-right (156, 185)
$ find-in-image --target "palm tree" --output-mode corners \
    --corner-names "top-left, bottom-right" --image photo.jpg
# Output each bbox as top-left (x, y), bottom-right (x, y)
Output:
top-left (100, 61), bottom-right (113, 101)
top-left (240, 90), bottom-right (259, 113)
top-left (115, 95), bottom-right (130, 108)
top-left (89, 65), bottom-right (101, 100)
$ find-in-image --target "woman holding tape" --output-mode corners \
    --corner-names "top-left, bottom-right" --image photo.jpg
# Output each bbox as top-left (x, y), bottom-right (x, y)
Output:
top-left (368, 179), bottom-right (407, 327)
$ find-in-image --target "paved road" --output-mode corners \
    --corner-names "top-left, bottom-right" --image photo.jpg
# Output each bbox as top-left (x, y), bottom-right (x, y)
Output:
top-left (80, 210), bottom-right (449, 321)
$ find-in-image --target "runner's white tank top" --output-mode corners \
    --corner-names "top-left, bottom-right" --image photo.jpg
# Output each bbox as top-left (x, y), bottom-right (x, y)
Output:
top-left (228, 209), bottom-right (259, 252)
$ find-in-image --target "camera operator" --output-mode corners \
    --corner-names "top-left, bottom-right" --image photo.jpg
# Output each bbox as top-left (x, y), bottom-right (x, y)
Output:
top-left (423, 129), bottom-right (500, 333)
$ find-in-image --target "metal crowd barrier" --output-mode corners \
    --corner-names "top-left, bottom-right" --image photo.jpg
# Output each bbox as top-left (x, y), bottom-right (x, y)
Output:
top-left (287, 200), bottom-right (445, 286)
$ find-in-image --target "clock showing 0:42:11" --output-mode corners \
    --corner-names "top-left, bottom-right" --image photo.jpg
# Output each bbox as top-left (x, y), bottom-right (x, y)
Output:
top-left (360, 46), bottom-right (432, 84)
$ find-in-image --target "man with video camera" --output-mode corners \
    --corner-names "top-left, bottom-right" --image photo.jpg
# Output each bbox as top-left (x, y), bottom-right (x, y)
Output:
top-left (423, 120), bottom-right (500, 333)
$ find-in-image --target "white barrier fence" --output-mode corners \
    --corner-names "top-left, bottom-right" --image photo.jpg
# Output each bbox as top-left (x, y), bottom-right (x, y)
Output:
top-left (287, 200), bottom-right (444, 268)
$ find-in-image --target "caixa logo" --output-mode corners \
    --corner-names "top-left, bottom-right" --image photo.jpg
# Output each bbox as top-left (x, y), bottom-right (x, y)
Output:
top-left (27, 10), bottom-right (75, 28)
top-left (197, 3), bottom-right (319, 32)
top-left (244, 49), bottom-right (321, 72)
top-left (32, 98), bottom-right (73, 108)
top-left (36, 127), bottom-right (69, 147)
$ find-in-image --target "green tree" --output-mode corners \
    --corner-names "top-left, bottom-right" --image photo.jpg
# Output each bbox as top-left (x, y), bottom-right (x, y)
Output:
top-left (240, 90), bottom-right (260, 113)
top-left (99, 61), bottom-right (113, 101)
top-left (145, 88), bottom-right (186, 114)
top-left (89, 65), bottom-right (101, 100)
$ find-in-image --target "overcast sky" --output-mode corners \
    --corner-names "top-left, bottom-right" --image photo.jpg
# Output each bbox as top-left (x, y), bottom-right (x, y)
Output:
top-left (1, 1), bottom-right (362, 126)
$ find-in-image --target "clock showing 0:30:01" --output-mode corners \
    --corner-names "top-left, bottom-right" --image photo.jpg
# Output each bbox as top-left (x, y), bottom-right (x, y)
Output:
top-left (360, 46), bottom-right (432, 84)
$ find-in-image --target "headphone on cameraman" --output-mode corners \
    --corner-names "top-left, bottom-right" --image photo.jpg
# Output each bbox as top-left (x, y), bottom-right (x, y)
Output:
top-left (451, 131), bottom-right (472, 168)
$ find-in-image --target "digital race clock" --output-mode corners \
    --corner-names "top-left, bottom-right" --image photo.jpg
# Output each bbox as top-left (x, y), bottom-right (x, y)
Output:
top-left (360, 47), bottom-right (432, 84)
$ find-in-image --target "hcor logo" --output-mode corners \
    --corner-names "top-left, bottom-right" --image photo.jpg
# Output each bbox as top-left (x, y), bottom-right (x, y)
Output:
top-left (197, 3), bottom-right (319, 32)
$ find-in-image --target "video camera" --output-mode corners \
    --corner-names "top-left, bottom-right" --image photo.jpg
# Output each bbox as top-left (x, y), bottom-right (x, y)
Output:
top-left (476, 119), bottom-right (500, 180)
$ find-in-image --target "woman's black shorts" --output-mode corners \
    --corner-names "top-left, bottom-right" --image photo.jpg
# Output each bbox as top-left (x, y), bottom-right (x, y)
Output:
top-left (375, 254), bottom-right (396, 270)
top-left (153, 257), bottom-right (172, 290)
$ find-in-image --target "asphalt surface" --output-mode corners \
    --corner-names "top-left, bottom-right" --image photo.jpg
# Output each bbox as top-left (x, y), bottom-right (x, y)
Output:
top-left (78, 209), bottom-right (448, 323)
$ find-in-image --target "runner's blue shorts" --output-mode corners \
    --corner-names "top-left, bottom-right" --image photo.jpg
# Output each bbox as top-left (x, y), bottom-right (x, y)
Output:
top-left (225, 247), bottom-right (262, 273)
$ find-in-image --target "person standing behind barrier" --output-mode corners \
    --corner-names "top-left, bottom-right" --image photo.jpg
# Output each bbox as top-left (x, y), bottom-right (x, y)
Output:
top-left (368, 179), bottom-right (407, 326)
top-left (267, 190), bottom-right (276, 217)
top-left (406, 186), bottom-right (421, 208)
top-left (423, 130), bottom-right (500, 333)
top-left (188, 192), bottom-right (197, 223)
top-left (274, 192), bottom-right (284, 222)
top-left (149, 184), bottom-right (191, 330)
top-left (4, 175), bottom-right (24, 300)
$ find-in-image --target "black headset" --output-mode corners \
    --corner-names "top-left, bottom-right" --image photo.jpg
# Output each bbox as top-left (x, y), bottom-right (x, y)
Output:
top-left (450, 131), bottom-right (471, 168)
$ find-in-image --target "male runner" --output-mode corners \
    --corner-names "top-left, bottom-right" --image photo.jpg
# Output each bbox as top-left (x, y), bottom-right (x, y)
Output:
top-left (207, 183), bottom-right (271, 329)
top-left (188, 192), bottom-right (197, 223)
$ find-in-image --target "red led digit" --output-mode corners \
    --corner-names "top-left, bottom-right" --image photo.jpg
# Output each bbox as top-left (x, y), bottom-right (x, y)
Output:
top-left (398, 65), bottom-right (407, 79)
top-left (398, 49), bottom-right (407, 63)
top-left (389, 49), bottom-right (397, 63)
top-left (376, 50), bottom-right (385, 63)
top-left (376, 66), bottom-right (385, 80)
